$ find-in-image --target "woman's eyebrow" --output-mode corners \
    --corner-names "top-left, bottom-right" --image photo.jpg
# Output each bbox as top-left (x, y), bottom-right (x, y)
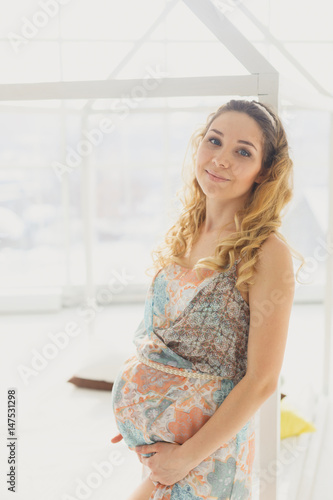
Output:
top-left (209, 128), bottom-right (258, 151)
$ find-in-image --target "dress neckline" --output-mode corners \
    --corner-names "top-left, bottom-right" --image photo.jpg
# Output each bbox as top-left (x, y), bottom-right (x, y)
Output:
top-left (171, 257), bottom-right (241, 271)
top-left (151, 257), bottom-right (249, 310)
top-left (172, 258), bottom-right (249, 309)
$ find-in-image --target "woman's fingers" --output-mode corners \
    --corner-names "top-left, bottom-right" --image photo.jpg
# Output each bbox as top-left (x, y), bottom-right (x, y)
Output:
top-left (110, 433), bottom-right (123, 443)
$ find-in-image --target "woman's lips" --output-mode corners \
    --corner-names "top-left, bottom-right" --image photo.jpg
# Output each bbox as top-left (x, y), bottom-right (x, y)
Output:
top-left (205, 170), bottom-right (230, 182)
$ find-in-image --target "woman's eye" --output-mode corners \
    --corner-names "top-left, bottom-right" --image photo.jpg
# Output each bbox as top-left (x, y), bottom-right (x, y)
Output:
top-left (208, 137), bottom-right (221, 146)
top-left (238, 149), bottom-right (251, 157)
top-left (207, 137), bottom-right (251, 158)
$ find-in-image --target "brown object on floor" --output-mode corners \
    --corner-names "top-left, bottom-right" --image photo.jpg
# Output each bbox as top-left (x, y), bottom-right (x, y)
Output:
top-left (67, 376), bottom-right (114, 391)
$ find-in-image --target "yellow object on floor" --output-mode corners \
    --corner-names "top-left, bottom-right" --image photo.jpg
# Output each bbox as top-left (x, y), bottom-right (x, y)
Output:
top-left (280, 398), bottom-right (316, 440)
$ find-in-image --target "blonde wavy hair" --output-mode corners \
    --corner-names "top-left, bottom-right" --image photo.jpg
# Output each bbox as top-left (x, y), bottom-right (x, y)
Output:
top-left (146, 99), bottom-right (305, 292)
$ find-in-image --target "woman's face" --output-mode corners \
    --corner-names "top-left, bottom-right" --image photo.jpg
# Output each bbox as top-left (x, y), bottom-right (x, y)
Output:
top-left (195, 111), bottom-right (265, 202)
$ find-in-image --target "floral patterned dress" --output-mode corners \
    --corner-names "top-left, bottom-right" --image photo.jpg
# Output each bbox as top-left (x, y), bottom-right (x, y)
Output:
top-left (111, 258), bottom-right (255, 499)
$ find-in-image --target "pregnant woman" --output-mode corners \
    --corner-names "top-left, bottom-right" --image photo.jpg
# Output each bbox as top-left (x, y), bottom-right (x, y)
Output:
top-left (110, 99), bottom-right (302, 500)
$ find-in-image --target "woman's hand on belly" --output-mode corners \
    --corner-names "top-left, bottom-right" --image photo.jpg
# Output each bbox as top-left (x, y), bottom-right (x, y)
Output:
top-left (133, 442), bottom-right (195, 486)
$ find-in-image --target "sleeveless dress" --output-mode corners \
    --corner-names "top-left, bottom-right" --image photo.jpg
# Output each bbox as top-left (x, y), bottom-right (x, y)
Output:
top-left (111, 258), bottom-right (255, 500)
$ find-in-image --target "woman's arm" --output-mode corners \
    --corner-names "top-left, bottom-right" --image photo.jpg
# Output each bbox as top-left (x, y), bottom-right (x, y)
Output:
top-left (178, 234), bottom-right (295, 468)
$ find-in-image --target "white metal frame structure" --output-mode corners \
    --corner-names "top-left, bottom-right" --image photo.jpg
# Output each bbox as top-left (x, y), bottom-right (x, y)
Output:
top-left (1, 0), bottom-right (332, 498)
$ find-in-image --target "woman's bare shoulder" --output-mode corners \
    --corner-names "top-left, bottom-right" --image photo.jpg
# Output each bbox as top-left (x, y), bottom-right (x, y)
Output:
top-left (260, 233), bottom-right (293, 261)
top-left (253, 233), bottom-right (295, 289)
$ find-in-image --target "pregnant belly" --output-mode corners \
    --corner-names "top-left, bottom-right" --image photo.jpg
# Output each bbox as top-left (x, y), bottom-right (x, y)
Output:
top-left (111, 353), bottom-right (227, 457)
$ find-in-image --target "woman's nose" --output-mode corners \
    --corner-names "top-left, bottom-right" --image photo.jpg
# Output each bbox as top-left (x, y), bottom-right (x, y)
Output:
top-left (212, 154), bottom-right (230, 169)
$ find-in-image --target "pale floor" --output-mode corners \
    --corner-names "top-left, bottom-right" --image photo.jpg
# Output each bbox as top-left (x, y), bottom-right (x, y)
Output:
top-left (0, 303), bottom-right (332, 500)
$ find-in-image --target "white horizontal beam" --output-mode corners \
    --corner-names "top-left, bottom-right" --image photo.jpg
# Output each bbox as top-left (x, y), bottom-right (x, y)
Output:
top-left (4, 75), bottom-right (330, 110)
top-left (0, 75), bottom-right (260, 101)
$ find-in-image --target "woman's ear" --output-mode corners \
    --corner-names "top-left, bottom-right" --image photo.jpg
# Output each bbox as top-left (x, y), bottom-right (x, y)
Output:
top-left (254, 170), bottom-right (267, 185)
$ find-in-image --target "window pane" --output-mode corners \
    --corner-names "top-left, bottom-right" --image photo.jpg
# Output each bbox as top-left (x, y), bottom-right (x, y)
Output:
top-left (0, 105), bottom-right (86, 288)
top-left (280, 107), bottom-right (330, 288)
top-left (0, 167), bottom-right (65, 287)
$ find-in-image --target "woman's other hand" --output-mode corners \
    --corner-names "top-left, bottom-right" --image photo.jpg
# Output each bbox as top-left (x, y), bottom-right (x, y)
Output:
top-left (134, 442), bottom-right (196, 486)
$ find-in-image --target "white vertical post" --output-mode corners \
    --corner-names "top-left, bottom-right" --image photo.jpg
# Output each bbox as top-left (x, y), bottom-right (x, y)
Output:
top-left (59, 101), bottom-right (72, 291)
top-left (296, 114), bottom-right (333, 490)
top-left (323, 113), bottom-right (333, 397)
top-left (80, 111), bottom-right (96, 338)
top-left (258, 76), bottom-right (280, 500)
